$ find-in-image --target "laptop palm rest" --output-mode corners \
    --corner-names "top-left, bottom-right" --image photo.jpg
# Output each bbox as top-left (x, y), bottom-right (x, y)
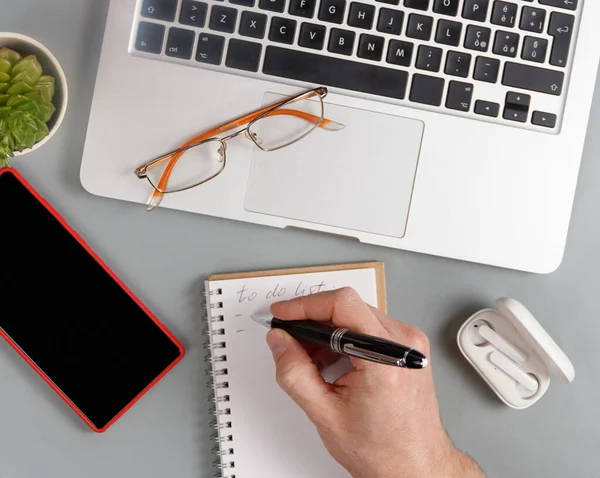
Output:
top-left (244, 93), bottom-right (424, 238)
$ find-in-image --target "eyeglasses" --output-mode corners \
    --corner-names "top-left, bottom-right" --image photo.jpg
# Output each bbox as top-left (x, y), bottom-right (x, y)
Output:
top-left (134, 86), bottom-right (344, 211)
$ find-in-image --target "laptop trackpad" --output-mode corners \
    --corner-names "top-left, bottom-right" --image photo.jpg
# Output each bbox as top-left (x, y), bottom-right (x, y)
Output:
top-left (244, 93), bottom-right (424, 238)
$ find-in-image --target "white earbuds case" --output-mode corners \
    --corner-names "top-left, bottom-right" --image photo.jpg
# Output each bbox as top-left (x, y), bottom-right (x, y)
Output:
top-left (457, 298), bottom-right (575, 409)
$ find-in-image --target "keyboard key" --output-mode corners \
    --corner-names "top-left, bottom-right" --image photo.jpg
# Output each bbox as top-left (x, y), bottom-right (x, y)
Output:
top-left (269, 17), bottom-right (297, 44)
top-left (348, 2), bottom-right (375, 29)
top-left (506, 91), bottom-right (531, 109)
top-left (196, 33), bottom-right (225, 65)
top-left (319, 0), bottom-right (346, 23)
top-left (548, 12), bottom-right (574, 68)
top-left (410, 74), bottom-right (445, 106)
top-left (299, 22), bottom-right (326, 49)
top-left (462, 0), bottom-right (489, 22)
top-left (377, 0), bottom-right (399, 4)
top-left (386, 40), bottom-right (414, 66)
top-left (404, 0), bottom-right (430, 10)
top-left (433, 0), bottom-right (459, 16)
top-left (259, 0), bottom-right (285, 12)
top-left (519, 6), bottom-right (546, 34)
top-left (358, 34), bottom-right (385, 61)
top-left (377, 8), bottom-right (404, 35)
top-left (464, 25), bottom-right (491, 52)
top-left (539, 0), bottom-right (577, 11)
top-left (179, 0), bottom-right (208, 27)
top-left (406, 14), bottom-right (433, 41)
top-left (435, 19), bottom-right (462, 46)
top-left (491, 1), bottom-right (517, 28)
top-left (165, 27), bottom-right (195, 59)
top-left (445, 51), bottom-right (472, 77)
top-left (141, 0), bottom-right (178, 21)
top-left (502, 62), bottom-right (564, 95)
top-left (239, 11), bottom-right (268, 38)
top-left (473, 56), bottom-right (500, 83)
top-left (493, 30), bottom-right (519, 57)
top-left (446, 81), bottom-right (474, 111)
top-left (416, 45), bottom-right (443, 72)
top-left (532, 111), bottom-right (557, 128)
top-left (135, 21), bottom-right (165, 54)
top-left (225, 39), bottom-right (262, 71)
top-left (263, 46), bottom-right (409, 99)
top-left (503, 106), bottom-right (528, 122)
top-left (209, 6), bottom-right (238, 33)
top-left (475, 100), bottom-right (500, 117)
top-left (328, 28), bottom-right (355, 55)
top-left (230, 0), bottom-right (254, 6)
top-left (289, 0), bottom-right (316, 18)
top-left (522, 36), bottom-right (548, 63)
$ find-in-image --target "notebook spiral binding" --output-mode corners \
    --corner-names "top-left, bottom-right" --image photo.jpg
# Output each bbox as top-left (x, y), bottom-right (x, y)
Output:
top-left (204, 287), bottom-right (236, 478)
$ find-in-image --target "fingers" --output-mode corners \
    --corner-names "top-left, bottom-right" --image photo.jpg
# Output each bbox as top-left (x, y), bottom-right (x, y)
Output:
top-left (310, 347), bottom-right (341, 371)
top-left (300, 342), bottom-right (341, 371)
top-left (266, 329), bottom-right (339, 423)
top-left (271, 288), bottom-right (389, 337)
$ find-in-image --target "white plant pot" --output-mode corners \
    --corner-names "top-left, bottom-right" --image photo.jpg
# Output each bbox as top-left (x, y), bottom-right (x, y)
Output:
top-left (0, 32), bottom-right (68, 158)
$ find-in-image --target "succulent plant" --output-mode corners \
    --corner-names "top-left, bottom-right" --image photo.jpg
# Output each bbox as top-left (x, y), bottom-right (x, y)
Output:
top-left (0, 48), bottom-right (56, 167)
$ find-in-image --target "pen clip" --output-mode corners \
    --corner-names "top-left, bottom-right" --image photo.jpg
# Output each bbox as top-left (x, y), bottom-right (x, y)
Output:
top-left (343, 344), bottom-right (405, 367)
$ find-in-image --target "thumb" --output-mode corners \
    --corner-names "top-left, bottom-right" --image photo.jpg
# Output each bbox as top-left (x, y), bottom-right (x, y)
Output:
top-left (267, 329), bottom-right (338, 424)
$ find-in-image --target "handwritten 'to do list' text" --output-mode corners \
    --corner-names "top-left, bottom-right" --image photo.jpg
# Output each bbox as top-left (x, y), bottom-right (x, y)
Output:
top-left (237, 281), bottom-right (337, 303)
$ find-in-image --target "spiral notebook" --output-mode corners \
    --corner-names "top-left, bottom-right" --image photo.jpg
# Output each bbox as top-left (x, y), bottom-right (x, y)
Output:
top-left (205, 262), bottom-right (387, 478)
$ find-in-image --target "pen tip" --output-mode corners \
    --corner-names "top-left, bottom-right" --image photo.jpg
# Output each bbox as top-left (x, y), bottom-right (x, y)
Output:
top-left (251, 315), bottom-right (273, 329)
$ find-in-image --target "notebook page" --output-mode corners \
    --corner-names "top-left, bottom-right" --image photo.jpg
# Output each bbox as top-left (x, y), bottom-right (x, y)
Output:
top-left (207, 268), bottom-right (380, 478)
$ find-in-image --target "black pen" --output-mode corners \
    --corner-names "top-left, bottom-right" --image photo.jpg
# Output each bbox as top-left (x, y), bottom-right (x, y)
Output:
top-left (252, 316), bottom-right (428, 369)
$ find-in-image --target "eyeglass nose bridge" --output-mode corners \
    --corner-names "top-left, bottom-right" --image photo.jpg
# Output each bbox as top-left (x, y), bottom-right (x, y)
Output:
top-left (245, 129), bottom-right (263, 146)
top-left (217, 140), bottom-right (227, 162)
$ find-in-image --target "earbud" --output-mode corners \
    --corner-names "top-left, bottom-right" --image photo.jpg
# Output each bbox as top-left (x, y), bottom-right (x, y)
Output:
top-left (475, 324), bottom-right (526, 363)
top-left (489, 352), bottom-right (539, 394)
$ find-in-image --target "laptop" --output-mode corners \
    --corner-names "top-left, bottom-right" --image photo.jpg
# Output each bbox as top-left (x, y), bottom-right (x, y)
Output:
top-left (81, 0), bottom-right (600, 273)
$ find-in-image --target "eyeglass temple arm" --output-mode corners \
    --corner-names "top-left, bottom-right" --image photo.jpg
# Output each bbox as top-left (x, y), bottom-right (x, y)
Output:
top-left (146, 108), bottom-right (340, 209)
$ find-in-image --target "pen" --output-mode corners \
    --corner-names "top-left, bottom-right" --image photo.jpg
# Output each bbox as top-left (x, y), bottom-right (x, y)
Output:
top-left (252, 316), bottom-right (428, 369)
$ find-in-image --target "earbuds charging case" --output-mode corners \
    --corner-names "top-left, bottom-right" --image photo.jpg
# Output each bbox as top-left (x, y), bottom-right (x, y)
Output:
top-left (457, 298), bottom-right (575, 409)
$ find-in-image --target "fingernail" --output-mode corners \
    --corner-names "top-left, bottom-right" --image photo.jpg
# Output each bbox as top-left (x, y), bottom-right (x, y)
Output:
top-left (266, 329), bottom-right (289, 360)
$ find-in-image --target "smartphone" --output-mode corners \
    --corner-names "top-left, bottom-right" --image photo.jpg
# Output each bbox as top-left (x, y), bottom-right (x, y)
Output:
top-left (0, 168), bottom-right (185, 432)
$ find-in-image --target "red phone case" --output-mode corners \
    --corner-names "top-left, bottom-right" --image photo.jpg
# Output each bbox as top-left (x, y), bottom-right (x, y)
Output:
top-left (0, 167), bottom-right (185, 433)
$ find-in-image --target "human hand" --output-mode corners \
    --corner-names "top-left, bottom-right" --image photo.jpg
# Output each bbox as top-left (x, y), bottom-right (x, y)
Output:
top-left (267, 288), bottom-right (484, 478)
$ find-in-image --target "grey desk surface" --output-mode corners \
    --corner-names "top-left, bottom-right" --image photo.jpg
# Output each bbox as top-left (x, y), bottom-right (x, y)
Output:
top-left (1, 1), bottom-right (599, 477)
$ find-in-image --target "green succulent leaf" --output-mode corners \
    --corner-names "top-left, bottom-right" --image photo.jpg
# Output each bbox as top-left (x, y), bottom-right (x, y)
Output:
top-left (6, 94), bottom-right (29, 108)
top-left (31, 82), bottom-right (54, 103)
top-left (0, 49), bottom-right (56, 166)
top-left (7, 81), bottom-right (33, 95)
top-left (10, 71), bottom-right (34, 86)
top-left (34, 76), bottom-right (55, 102)
top-left (25, 91), bottom-right (55, 122)
top-left (12, 55), bottom-right (43, 84)
top-left (0, 48), bottom-right (22, 66)
top-left (0, 59), bottom-right (11, 75)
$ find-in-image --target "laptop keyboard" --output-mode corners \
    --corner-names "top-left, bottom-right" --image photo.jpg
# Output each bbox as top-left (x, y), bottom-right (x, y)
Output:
top-left (130, 0), bottom-right (582, 132)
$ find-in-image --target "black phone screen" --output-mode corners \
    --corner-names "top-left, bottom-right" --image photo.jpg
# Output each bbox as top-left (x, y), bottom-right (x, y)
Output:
top-left (0, 171), bottom-right (183, 430)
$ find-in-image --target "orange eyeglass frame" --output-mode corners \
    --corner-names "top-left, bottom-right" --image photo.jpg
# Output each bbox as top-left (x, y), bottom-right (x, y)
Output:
top-left (134, 87), bottom-right (344, 211)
